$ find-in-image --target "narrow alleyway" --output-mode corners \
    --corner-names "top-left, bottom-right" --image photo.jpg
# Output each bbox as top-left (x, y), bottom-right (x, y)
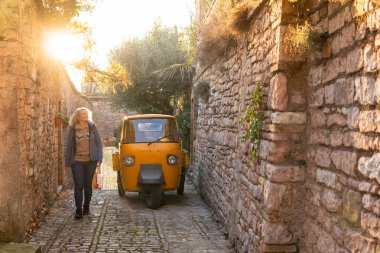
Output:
top-left (26, 148), bottom-right (233, 253)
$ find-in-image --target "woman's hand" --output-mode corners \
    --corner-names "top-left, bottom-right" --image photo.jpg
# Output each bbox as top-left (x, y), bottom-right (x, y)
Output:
top-left (97, 162), bottom-right (102, 167)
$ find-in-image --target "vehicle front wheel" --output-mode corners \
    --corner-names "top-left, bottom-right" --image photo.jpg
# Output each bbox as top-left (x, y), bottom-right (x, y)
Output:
top-left (177, 174), bottom-right (185, 195)
top-left (144, 184), bottom-right (163, 209)
top-left (117, 171), bottom-right (125, 196)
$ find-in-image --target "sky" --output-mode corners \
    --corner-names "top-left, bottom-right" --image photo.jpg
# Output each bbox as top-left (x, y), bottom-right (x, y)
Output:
top-left (65, 0), bottom-right (195, 91)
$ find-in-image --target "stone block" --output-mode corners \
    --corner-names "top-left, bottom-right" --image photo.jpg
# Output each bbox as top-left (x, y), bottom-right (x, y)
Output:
top-left (332, 34), bottom-right (340, 56)
top-left (359, 110), bottom-right (380, 133)
top-left (347, 107), bottom-right (359, 129)
top-left (342, 189), bottom-right (362, 226)
top-left (361, 211), bottom-right (380, 239)
top-left (327, 113), bottom-right (347, 127)
top-left (330, 130), bottom-right (343, 147)
top-left (322, 188), bottom-right (342, 213)
top-left (346, 47), bottom-right (363, 73)
top-left (310, 88), bottom-right (324, 107)
top-left (329, 11), bottom-right (344, 34)
top-left (267, 141), bottom-right (292, 164)
top-left (317, 232), bottom-right (336, 253)
top-left (259, 139), bottom-right (269, 160)
top-left (359, 182), bottom-right (372, 192)
top-left (270, 112), bottom-right (306, 124)
top-left (315, 147), bottom-right (331, 168)
top-left (262, 221), bottom-right (292, 244)
top-left (316, 168), bottom-right (338, 189)
top-left (376, 77), bottom-right (380, 103)
top-left (308, 66), bottom-right (322, 87)
top-left (343, 131), bottom-right (380, 151)
top-left (310, 129), bottom-right (330, 145)
top-left (362, 194), bottom-right (380, 214)
top-left (289, 90), bottom-right (305, 107)
top-left (268, 72), bottom-right (288, 111)
top-left (263, 181), bottom-right (287, 212)
top-left (375, 34), bottom-right (380, 47)
top-left (364, 44), bottom-right (377, 73)
top-left (344, 231), bottom-right (376, 253)
top-left (261, 132), bottom-right (290, 142)
top-left (354, 76), bottom-right (375, 105)
top-left (262, 244), bottom-right (297, 253)
top-left (309, 109), bottom-right (326, 127)
top-left (322, 38), bottom-right (332, 58)
top-left (331, 150), bottom-right (357, 176)
top-left (367, 8), bottom-right (380, 32)
top-left (324, 84), bottom-right (334, 104)
top-left (355, 21), bottom-right (366, 41)
top-left (315, 18), bottom-right (328, 35)
top-left (358, 153), bottom-right (380, 184)
top-left (322, 58), bottom-right (339, 83)
top-left (339, 23), bottom-right (355, 50)
top-left (266, 163), bottom-right (304, 183)
top-left (335, 78), bottom-right (354, 105)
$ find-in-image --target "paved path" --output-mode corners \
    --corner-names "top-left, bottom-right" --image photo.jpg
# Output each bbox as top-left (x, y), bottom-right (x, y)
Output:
top-left (27, 183), bottom-right (234, 253)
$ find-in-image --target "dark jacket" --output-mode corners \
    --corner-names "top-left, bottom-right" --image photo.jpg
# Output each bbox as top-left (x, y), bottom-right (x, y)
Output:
top-left (65, 122), bottom-right (103, 167)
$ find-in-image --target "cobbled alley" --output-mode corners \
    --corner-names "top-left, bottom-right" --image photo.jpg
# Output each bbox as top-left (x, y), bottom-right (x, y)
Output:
top-left (26, 182), bottom-right (234, 253)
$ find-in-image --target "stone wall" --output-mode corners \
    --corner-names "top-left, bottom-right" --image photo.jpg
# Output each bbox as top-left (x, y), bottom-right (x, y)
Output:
top-left (192, 0), bottom-right (380, 252)
top-left (87, 95), bottom-right (125, 147)
top-left (0, 0), bottom-right (91, 242)
top-left (192, 1), bottom-right (293, 252)
top-left (302, 0), bottom-right (380, 252)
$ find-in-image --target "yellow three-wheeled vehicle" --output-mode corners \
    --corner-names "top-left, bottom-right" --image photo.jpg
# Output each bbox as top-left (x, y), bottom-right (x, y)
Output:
top-left (112, 114), bottom-right (189, 209)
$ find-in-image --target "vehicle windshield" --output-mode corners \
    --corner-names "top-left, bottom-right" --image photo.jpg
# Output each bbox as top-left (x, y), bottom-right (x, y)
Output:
top-left (122, 118), bottom-right (178, 143)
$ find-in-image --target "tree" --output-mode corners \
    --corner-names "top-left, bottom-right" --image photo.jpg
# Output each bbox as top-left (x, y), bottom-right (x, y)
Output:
top-left (108, 21), bottom-right (193, 114)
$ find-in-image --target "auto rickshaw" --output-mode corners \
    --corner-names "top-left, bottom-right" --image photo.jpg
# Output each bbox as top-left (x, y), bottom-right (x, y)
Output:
top-left (112, 114), bottom-right (189, 209)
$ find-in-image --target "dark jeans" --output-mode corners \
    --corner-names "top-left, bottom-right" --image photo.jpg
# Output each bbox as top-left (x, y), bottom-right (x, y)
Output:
top-left (71, 161), bottom-right (97, 213)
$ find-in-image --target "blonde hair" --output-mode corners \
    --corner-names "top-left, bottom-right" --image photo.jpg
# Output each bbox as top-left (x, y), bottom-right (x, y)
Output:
top-left (69, 107), bottom-right (93, 126)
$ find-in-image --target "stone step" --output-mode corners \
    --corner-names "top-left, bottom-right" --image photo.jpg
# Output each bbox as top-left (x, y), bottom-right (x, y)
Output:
top-left (0, 243), bottom-right (41, 253)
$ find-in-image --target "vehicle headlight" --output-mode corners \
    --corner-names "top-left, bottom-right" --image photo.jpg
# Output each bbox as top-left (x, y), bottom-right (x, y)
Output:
top-left (123, 156), bottom-right (135, 166)
top-left (167, 155), bottom-right (177, 165)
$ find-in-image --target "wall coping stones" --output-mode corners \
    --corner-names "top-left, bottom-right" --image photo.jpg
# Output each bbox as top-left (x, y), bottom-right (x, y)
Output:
top-left (270, 112), bottom-right (307, 124)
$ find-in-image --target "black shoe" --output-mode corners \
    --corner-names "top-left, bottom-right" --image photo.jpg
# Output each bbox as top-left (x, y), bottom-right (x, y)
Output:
top-left (74, 211), bottom-right (83, 219)
top-left (83, 209), bottom-right (90, 215)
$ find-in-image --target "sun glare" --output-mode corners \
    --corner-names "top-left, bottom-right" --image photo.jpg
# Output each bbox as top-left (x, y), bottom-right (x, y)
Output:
top-left (44, 31), bottom-right (84, 63)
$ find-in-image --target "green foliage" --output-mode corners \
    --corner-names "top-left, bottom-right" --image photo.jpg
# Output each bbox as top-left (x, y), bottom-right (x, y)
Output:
top-left (38, 0), bottom-right (95, 27)
top-left (240, 82), bottom-right (264, 160)
top-left (55, 112), bottom-right (69, 123)
top-left (176, 103), bottom-right (191, 151)
top-left (108, 21), bottom-right (192, 114)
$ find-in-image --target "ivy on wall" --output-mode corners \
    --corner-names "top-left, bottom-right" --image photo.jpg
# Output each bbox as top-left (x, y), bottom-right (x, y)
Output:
top-left (240, 82), bottom-right (264, 160)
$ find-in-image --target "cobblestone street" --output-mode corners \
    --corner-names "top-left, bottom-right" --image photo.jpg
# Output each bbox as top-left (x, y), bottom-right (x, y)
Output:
top-left (26, 181), bottom-right (234, 253)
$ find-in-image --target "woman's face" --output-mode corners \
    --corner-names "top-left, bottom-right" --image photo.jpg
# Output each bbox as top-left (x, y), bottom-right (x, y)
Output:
top-left (78, 109), bottom-right (89, 123)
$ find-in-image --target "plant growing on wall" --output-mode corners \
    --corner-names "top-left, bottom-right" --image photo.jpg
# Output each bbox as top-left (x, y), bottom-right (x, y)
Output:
top-left (283, 22), bottom-right (314, 56)
top-left (197, 0), bottom-right (260, 65)
top-left (55, 112), bottom-right (69, 128)
top-left (240, 82), bottom-right (264, 160)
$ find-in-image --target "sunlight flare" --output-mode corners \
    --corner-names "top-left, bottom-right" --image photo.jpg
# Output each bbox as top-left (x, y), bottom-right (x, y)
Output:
top-left (43, 31), bottom-right (84, 63)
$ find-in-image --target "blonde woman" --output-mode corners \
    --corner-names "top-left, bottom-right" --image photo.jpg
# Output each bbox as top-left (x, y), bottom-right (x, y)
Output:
top-left (65, 107), bottom-right (103, 219)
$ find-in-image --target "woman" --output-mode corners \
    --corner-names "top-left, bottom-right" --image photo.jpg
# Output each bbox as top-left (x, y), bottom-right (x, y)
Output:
top-left (65, 107), bottom-right (103, 219)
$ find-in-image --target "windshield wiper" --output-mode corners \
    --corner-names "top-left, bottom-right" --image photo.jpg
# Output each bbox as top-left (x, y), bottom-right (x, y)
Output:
top-left (147, 135), bottom-right (173, 146)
